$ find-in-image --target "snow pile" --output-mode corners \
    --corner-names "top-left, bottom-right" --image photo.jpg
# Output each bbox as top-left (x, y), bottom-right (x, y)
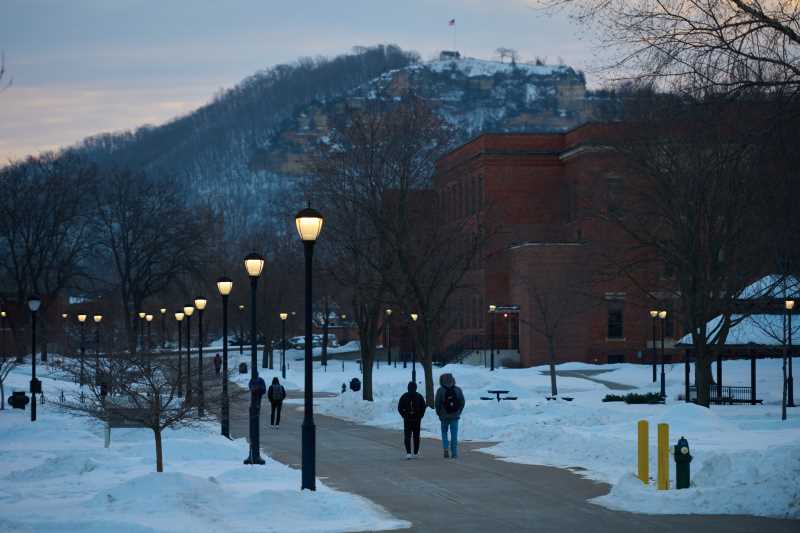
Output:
top-left (0, 366), bottom-right (407, 532)
top-left (426, 57), bottom-right (568, 78)
top-left (282, 358), bottom-right (800, 519)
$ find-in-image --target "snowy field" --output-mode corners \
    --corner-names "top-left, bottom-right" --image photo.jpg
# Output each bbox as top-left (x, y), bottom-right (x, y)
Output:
top-left (0, 364), bottom-right (407, 533)
top-left (236, 349), bottom-right (800, 520)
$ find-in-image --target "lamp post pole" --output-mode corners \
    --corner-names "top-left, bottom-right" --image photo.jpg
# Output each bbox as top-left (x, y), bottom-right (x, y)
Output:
top-left (194, 298), bottom-right (207, 418)
top-left (788, 301), bottom-right (795, 408)
top-left (280, 313), bottom-right (288, 380)
top-left (410, 313), bottom-right (419, 382)
top-left (489, 305), bottom-right (496, 372)
top-left (183, 306), bottom-right (194, 404)
top-left (659, 310), bottom-right (667, 398)
top-left (138, 312), bottom-right (145, 352)
top-left (175, 313), bottom-right (184, 397)
top-left (650, 310), bottom-right (658, 383)
top-left (160, 308), bottom-right (166, 349)
top-left (239, 305), bottom-right (245, 355)
top-left (386, 309), bottom-right (392, 367)
top-left (28, 297), bottom-right (41, 422)
top-left (94, 315), bottom-right (103, 379)
top-left (244, 253), bottom-right (265, 465)
top-left (217, 278), bottom-right (233, 438)
top-left (296, 206), bottom-right (324, 491)
top-left (78, 314), bottom-right (87, 386)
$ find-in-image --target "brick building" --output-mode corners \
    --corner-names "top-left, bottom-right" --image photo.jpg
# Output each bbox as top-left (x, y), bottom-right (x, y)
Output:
top-left (434, 124), bottom-right (679, 367)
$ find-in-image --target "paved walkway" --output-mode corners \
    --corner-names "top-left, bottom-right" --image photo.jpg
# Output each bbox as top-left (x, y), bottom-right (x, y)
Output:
top-left (540, 369), bottom-right (637, 391)
top-left (227, 388), bottom-right (796, 533)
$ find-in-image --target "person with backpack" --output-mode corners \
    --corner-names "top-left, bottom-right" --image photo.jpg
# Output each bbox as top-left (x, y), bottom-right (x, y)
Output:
top-left (397, 381), bottom-right (426, 459)
top-left (435, 373), bottom-right (465, 459)
top-left (267, 377), bottom-right (287, 428)
top-left (213, 353), bottom-right (222, 375)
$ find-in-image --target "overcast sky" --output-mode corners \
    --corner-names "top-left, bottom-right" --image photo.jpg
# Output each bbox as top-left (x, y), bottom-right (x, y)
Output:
top-left (0, 0), bottom-right (600, 162)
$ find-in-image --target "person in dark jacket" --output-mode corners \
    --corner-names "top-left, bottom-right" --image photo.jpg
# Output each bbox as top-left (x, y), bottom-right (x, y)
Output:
top-left (267, 377), bottom-right (287, 428)
top-left (434, 373), bottom-right (465, 459)
top-left (397, 381), bottom-right (426, 459)
top-left (213, 353), bottom-right (222, 375)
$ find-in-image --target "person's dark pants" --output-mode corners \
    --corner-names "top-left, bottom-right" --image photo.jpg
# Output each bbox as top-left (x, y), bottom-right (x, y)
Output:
top-left (404, 418), bottom-right (421, 454)
top-left (270, 402), bottom-right (282, 426)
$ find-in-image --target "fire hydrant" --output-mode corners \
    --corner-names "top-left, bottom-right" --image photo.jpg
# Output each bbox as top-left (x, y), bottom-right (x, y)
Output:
top-left (674, 436), bottom-right (692, 489)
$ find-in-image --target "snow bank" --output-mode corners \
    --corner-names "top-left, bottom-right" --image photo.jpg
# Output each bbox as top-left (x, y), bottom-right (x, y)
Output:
top-left (0, 365), bottom-right (407, 533)
top-left (426, 57), bottom-right (569, 78)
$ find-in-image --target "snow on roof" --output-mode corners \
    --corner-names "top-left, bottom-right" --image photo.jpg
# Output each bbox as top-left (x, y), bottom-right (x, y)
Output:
top-left (677, 313), bottom-right (798, 346)
top-left (737, 274), bottom-right (800, 299)
top-left (425, 58), bottom-right (568, 78)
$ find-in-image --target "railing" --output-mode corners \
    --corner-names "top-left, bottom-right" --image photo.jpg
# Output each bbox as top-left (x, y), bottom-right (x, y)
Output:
top-left (688, 385), bottom-right (761, 404)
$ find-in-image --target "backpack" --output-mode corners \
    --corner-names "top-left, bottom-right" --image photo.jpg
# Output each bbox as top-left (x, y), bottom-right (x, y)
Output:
top-left (443, 387), bottom-right (460, 414)
top-left (271, 384), bottom-right (285, 402)
top-left (407, 395), bottom-right (417, 417)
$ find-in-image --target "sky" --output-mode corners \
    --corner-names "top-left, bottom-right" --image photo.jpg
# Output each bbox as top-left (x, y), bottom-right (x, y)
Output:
top-left (0, 0), bottom-right (600, 163)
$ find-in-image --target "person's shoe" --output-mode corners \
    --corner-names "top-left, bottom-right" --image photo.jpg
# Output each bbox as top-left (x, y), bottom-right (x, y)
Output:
top-left (413, 453), bottom-right (420, 459)
top-left (406, 453), bottom-right (412, 460)
top-left (443, 449), bottom-right (450, 458)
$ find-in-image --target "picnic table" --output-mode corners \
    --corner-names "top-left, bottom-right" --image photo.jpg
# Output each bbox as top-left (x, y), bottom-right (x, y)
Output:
top-left (481, 389), bottom-right (518, 402)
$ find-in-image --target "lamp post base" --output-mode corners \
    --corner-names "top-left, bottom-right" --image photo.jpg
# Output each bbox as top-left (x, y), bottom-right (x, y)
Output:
top-left (660, 370), bottom-right (666, 398)
top-left (301, 420), bottom-right (316, 491)
top-left (788, 375), bottom-right (795, 407)
top-left (245, 404), bottom-right (264, 465)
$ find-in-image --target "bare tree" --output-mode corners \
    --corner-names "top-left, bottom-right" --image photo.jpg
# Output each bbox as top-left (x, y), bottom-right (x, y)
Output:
top-left (0, 154), bottom-right (96, 361)
top-left (602, 96), bottom-right (770, 406)
top-left (496, 47), bottom-right (520, 64)
top-left (59, 353), bottom-right (197, 472)
top-left (549, 0), bottom-right (800, 96)
top-left (92, 168), bottom-right (217, 352)
top-left (0, 354), bottom-right (17, 409)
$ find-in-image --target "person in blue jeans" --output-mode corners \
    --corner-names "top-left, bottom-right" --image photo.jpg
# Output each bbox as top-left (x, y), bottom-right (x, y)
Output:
top-left (434, 373), bottom-right (465, 459)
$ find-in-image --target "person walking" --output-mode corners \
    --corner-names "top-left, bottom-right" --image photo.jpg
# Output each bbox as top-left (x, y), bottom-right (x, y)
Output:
top-left (435, 373), bottom-right (465, 459)
top-left (213, 353), bottom-right (222, 375)
top-left (397, 381), bottom-right (426, 459)
top-left (267, 376), bottom-right (287, 429)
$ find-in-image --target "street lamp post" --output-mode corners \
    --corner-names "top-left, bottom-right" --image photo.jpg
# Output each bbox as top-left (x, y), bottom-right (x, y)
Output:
top-left (78, 313), bottom-right (87, 386)
top-left (28, 296), bottom-right (41, 422)
top-left (194, 297), bottom-right (207, 417)
top-left (649, 310), bottom-right (658, 383)
top-left (93, 314), bottom-right (103, 379)
top-left (296, 205), bottom-right (324, 490)
top-left (138, 311), bottom-right (146, 352)
top-left (238, 305), bottom-right (245, 355)
top-left (659, 310), bottom-right (667, 398)
top-left (174, 312), bottom-right (185, 397)
top-left (244, 252), bottom-right (266, 465)
top-left (280, 312), bottom-right (288, 379)
top-left (786, 299), bottom-right (795, 408)
top-left (160, 308), bottom-right (167, 349)
top-left (385, 309), bottom-right (392, 367)
top-left (183, 305), bottom-right (194, 404)
top-left (1, 311), bottom-right (7, 362)
top-left (488, 305), bottom-right (497, 372)
top-left (410, 313), bottom-right (419, 382)
top-left (217, 278), bottom-right (233, 438)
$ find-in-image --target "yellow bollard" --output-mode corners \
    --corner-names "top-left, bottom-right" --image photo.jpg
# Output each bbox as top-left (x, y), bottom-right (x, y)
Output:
top-left (657, 423), bottom-right (669, 490)
top-left (637, 420), bottom-right (649, 484)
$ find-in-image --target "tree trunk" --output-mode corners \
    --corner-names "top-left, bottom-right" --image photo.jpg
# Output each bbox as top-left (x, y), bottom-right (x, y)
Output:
top-left (547, 337), bottom-right (558, 396)
top-left (321, 298), bottom-right (329, 367)
top-left (694, 351), bottom-right (712, 407)
top-left (153, 428), bottom-right (164, 472)
top-left (361, 343), bottom-right (374, 401)
top-left (0, 379), bottom-right (5, 409)
top-left (423, 359), bottom-right (434, 408)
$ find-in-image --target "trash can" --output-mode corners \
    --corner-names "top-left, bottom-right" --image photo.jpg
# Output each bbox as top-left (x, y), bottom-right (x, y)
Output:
top-left (239, 362), bottom-right (248, 374)
top-left (9, 391), bottom-right (30, 409)
top-left (349, 377), bottom-right (361, 392)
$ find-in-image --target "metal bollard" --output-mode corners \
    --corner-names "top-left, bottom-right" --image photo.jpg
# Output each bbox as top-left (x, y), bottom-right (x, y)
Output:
top-left (637, 420), bottom-right (649, 484)
top-left (657, 423), bottom-right (669, 490)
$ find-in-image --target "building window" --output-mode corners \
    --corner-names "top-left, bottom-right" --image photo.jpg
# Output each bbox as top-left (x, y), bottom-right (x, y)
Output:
top-left (607, 302), bottom-right (624, 339)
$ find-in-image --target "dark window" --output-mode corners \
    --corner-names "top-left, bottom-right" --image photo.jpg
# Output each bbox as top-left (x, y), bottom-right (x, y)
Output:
top-left (608, 354), bottom-right (625, 364)
top-left (607, 302), bottom-right (624, 339)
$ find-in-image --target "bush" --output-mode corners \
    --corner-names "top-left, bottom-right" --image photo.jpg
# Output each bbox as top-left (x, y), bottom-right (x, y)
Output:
top-left (602, 392), bottom-right (664, 404)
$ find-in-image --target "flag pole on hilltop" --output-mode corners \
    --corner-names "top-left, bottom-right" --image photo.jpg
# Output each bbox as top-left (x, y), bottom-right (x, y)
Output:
top-left (448, 18), bottom-right (456, 51)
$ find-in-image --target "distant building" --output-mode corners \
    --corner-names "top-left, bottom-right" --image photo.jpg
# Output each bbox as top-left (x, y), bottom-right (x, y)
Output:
top-left (433, 124), bottom-right (682, 366)
top-left (439, 50), bottom-right (461, 61)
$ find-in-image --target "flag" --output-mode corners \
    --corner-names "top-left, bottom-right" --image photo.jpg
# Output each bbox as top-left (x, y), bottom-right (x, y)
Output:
top-left (448, 19), bottom-right (455, 26)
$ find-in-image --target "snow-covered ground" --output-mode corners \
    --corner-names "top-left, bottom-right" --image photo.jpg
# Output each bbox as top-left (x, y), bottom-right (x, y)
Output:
top-left (233, 351), bottom-right (800, 519)
top-left (0, 364), bottom-right (407, 533)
